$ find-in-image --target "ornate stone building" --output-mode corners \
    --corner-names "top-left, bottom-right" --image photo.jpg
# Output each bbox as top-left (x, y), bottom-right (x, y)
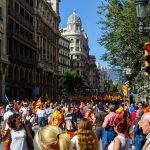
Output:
top-left (6, 0), bottom-right (36, 100)
top-left (1, 0), bottom-right (60, 101)
top-left (96, 63), bottom-right (110, 93)
top-left (61, 10), bottom-right (90, 85)
top-left (34, 0), bottom-right (60, 98)
top-left (0, 0), bottom-right (8, 100)
top-left (58, 35), bottom-right (70, 76)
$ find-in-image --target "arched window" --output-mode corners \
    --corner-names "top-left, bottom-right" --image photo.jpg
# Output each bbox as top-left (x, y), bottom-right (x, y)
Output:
top-left (14, 67), bottom-right (19, 81)
top-left (8, 66), bottom-right (12, 80)
top-left (25, 70), bottom-right (28, 82)
top-left (29, 71), bottom-right (32, 83)
top-left (20, 68), bottom-right (23, 80)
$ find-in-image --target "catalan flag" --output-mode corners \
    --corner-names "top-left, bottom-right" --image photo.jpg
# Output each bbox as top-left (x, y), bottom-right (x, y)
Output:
top-left (34, 97), bottom-right (41, 113)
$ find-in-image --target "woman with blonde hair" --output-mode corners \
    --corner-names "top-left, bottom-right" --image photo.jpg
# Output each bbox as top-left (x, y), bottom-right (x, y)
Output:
top-left (35, 125), bottom-right (72, 150)
top-left (71, 118), bottom-right (100, 150)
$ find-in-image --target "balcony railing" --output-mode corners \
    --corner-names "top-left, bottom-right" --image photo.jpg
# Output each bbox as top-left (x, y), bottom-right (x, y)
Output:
top-left (8, 28), bottom-right (35, 45)
top-left (9, 54), bottom-right (37, 66)
top-left (8, 7), bottom-right (34, 30)
top-left (20, 0), bottom-right (34, 14)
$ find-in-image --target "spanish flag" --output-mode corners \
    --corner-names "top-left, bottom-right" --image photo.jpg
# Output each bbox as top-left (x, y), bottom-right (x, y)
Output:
top-left (34, 97), bottom-right (41, 113)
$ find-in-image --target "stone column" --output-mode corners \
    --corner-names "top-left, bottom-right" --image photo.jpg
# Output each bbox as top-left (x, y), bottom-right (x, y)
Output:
top-left (0, 71), bottom-right (6, 101)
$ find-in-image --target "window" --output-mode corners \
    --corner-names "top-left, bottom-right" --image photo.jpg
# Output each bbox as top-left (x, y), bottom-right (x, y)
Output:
top-left (8, 39), bottom-right (12, 55)
top-left (20, 43), bottom-right (23, 55)
top-left (71, 39), bottom-right (74, 43)
top-left (30, 16), bottom-right (33, 25)
top-left (76, 47), bottom-right (79, 51)
top-left (15, 23), bottom-right (19, 32)
top-left (76, 25), bottom-right (79, 31)
top-left (20, 7), bottom-right (24, 17)
top-left (25, 12), bottom-right (29, 21)
top-left (15, 2), bottom-right (19, 13)
top-left (25, 30), bottom-right (29, 37)
top-left (70, 47), bottom-right (74, 51)
top-left (25, 46), bottom-right (28, 57)
top-left (30, 0), bottom-right (33, 7)
top-left (9, 0), bottom-right (13, 7)
top-left (76, 39), bottom-right (79, 43)
top-left (20, 27), bottom-right (24, 35)
top-left (0, 7), bottom-right (2, 20)
top-left (76, 55), bottom-right (79, 59)
top-left (29, 49), bottom-right (32, 58)
top-left (0, 40), bottom-right (1, 53)
top-left (14, 40), bottom-right (18, 54)
top-left (9, 19), bottom-right (14, 29)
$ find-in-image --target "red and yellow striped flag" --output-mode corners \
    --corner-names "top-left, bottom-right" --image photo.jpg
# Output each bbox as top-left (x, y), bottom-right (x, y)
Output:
top-left (34, 97), bottom-right (41, 113)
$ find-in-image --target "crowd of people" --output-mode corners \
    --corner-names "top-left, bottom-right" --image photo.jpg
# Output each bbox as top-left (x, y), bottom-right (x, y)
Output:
top-left (0, 99), bottom-right (149, 150)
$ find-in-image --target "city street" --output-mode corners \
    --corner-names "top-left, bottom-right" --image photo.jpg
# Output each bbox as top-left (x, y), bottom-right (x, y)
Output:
top-left (0, 0), bottom-right (149, 150)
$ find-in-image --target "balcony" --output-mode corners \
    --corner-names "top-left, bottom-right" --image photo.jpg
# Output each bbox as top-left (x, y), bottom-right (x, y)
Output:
top-left (9, 53), bottom-right (36, 67)
top-left (20, 0), bottom-right (34, 14)
top-left (8, 28), bottom-right (35, 46)
top-left (8, 7), bottom-right (34, 31)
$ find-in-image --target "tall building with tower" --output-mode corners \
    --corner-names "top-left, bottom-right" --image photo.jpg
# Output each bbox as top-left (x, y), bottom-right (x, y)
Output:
top-left (61, 10), bottom-right (90, 86)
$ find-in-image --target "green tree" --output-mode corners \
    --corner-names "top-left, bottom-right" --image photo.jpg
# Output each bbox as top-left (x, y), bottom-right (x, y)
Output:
top-left (59, 70), bottom-right (84, 96)
top-left (97, 0), bottom-right (150, 84)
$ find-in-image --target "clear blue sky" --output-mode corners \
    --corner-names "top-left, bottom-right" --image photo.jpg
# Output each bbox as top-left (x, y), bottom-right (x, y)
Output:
top-left (59, 0), bottom-right (108, 67)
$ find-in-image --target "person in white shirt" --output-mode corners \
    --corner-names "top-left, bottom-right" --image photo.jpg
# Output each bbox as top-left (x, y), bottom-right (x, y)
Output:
top-left (108, 118), bottom-right (130, 150)
top-left (37, 104), bottom-right (46, 127)
top-left (19, 102), bottom-right (28, 118)
top-left (7, 113), bottom-right (34, 150)
top-left (3, 103), bottom-right (15, 130)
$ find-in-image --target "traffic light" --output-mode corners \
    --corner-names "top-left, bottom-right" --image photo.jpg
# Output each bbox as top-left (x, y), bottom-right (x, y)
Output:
top-left (144, 42), bottom-right (150, 76)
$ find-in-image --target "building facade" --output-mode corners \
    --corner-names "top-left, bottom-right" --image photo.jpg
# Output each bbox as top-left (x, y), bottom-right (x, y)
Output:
top-left (89, 56), bottom-right (99, 94)
top-left (34, 0), bottom-right (60, 99)
top-left (6, 0), bottom-right (36, 100)
top-left (0, 0), bottom-right (8, 100)
top-left (0, 0), bottom-right (60, 101)
top-left (58, 35), bottom-right (70, 76)
top-left (61, 10), bottom-right (90, 85)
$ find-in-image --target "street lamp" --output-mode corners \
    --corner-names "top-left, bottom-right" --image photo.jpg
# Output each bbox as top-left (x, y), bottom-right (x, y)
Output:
top-left (135, 0), bottom-right (150, 104)
top-left (135, 0), bottom-right (150, 33)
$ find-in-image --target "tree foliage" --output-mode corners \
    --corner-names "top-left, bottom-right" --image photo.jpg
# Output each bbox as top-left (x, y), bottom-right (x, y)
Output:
top-left (97, 0), bottom-right (150, 84)
top-left (59, 70), bottom-right (84, 96)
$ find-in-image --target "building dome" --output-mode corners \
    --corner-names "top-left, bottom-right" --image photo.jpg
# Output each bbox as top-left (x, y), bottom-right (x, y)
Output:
top-left (68, 10), bottom-right (82, 24)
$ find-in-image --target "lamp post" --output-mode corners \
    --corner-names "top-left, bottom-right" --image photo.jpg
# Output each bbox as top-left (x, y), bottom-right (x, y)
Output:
top-left (135, 0), bottom-right (149, 33)
top-left (135, 0), bottom-right (150, 104)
